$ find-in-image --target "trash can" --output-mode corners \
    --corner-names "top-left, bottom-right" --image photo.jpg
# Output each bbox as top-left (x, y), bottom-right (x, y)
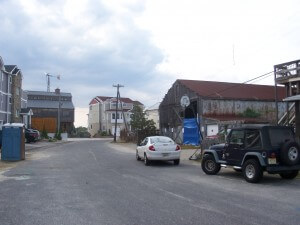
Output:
top-left (1, 123), bottom-right (25, 161)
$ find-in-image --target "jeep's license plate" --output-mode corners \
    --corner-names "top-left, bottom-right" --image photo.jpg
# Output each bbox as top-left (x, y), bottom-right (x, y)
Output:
top-left (268, 158), bottom-right (277, 164)
top-left (162, 153), bottom-right (169, 157)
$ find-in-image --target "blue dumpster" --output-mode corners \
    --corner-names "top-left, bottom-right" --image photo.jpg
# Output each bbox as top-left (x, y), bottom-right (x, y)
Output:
top-left (1, 123), bottom-right (25, 161)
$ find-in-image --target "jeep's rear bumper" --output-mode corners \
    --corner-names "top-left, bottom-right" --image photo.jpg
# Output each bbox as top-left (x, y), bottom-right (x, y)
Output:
top-left (266, 164), bottom-right (300, 173)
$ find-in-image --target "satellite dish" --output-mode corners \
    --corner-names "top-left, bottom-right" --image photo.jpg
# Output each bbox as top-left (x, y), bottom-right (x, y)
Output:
top-left (180, 95), bottom-right (190, 108)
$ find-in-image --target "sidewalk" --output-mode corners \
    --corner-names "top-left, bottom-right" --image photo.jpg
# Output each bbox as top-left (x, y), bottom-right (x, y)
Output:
top-left (25, 140), bottom-right (70, 151)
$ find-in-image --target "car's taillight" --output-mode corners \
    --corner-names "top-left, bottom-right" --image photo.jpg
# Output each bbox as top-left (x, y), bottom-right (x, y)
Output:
top-left (149, 145), bottom-right (155, 151)
top-left (270, 152), bottom-right (276, 158)
top-left (176, 145), bottom-right (181, 151)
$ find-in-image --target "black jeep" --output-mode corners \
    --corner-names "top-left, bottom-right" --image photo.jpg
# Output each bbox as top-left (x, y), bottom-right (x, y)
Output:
top-left (201, 125), bottom-right (300, 183)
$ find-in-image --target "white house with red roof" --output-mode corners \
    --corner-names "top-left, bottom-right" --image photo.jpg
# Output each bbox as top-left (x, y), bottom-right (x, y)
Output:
top-left (88, 96), bottom-right (144, 137)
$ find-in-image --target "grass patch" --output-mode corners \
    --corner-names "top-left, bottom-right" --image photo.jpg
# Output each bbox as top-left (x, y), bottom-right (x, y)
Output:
top-left (180, 145), bottom-right (200, 150)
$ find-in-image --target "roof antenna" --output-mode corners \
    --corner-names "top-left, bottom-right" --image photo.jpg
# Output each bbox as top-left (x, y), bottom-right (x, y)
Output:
top-left (44, 72), bottom-right (61, 92)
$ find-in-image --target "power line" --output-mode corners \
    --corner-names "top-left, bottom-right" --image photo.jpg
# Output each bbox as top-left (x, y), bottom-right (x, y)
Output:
top-left (205, 70), bottom-right (274, 98)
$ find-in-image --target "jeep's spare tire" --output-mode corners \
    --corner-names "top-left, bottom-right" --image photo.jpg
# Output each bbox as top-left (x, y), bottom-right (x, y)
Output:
top-left (280, 141), bottom-right (300, 166)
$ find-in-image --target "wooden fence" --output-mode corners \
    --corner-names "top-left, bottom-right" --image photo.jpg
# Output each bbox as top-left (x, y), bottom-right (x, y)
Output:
top-left (32, 117), bottom-right (57, 133)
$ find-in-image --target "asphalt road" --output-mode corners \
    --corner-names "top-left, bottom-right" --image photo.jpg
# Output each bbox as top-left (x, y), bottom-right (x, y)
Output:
top-left (0, 139), bottom-right (300, 225)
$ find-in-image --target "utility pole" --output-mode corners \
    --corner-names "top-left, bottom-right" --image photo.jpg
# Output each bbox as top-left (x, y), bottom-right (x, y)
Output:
top-left (113, 84), bottom-right (124, 142)
top-left (55, 88), bottom-right (62, 134)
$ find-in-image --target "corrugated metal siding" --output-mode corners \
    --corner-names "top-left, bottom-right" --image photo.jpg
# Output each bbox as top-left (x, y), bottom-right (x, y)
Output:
top-left (202, 99), bottom-right (286, 120)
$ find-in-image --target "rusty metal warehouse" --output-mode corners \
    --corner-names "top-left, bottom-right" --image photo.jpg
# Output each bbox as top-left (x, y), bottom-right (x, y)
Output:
top-left (159, 79), bottom-right (287, 143)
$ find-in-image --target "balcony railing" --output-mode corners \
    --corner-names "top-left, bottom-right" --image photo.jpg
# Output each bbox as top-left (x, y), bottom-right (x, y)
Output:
top-left (111, 119), bottom-right (124, 123)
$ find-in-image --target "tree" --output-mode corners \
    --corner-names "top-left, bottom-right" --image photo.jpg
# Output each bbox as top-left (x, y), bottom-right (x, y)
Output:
top-left (130, 105), bottom-right (156, 132)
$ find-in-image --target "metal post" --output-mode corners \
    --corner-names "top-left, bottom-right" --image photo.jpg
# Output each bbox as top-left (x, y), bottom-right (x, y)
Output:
top-left (274, 68), bottom-right (279, 125)
top-left (47, 75), bottom-right (50, 92)
top-left (113, 84), bottom-right (124, 142)
top-left (57, 91), bottom-right (61, 133)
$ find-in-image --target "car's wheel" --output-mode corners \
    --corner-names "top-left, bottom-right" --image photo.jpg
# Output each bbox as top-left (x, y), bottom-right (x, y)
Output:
top-left (280, 141), bottom-right (300, 166)
top-left (136, 150), bottom-right (141, 161)
top-left (201, 154), bottom-right (221, 175)
top-left (174, 159), bottom-right (180, 165)
top-left (279, 170), bottom-right (299, 179)
top-left (144, 154), bottom-right (150, 166)
top-left (242, 159), bottom-right (263, 183)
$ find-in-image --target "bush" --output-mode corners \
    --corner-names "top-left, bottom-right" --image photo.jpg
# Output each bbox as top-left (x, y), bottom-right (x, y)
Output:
top-left (55, 131), bottom-right (62, 140)
top-left (41, 125), bottom-right (48, 139)
top-left (101, 131), bottom-right (107, 136)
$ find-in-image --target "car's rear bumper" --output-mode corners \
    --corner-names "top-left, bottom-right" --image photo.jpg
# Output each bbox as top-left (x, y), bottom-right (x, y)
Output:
top-left (146, 150), bottom-right (181, 161)
top-left (266, 164), bottom-right (300, 173)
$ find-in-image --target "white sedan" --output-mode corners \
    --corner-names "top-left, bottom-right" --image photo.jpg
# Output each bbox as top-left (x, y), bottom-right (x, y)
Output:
top-left (136, 136), bottom-right (181, 166)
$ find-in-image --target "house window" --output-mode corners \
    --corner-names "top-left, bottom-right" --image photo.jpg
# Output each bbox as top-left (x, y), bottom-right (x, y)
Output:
top-left (112, 113), bottom-right (121, 120)
top-left (1, 93), bottom-right (3, 108)
top-left (9, 76), bottom-right (12, 83)
top-left (9, 96), bottom-right (12, 104)
top-left (90, 105), bottom-right (92, 110)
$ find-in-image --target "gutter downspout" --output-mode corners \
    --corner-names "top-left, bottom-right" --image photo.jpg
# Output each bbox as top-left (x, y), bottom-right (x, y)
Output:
top-left (7, 74), bottom-right (10, 123)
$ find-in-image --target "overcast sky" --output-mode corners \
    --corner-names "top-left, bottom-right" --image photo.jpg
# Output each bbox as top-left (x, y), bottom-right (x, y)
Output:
top-left (1, 0), bottom-right (299, 127)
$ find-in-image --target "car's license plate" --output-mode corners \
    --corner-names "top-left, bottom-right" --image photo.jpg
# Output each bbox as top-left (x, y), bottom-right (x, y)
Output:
top-left (268, 158), bottom-right (277, 164)
top-left (162, 153), bottom-right (169, 157)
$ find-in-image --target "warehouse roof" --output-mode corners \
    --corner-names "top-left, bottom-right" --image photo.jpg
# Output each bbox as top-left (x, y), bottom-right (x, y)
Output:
top-left (178, 79), bottom-right (286, 101)
top-left (27, 100), bottom-right (74, 109)
top-left (26, 90), bottom-right (72, 97)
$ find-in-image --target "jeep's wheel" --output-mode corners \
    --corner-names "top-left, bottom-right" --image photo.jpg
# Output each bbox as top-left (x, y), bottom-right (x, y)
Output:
top-left (279, 170), bottom-right (299, 179)
top-left (201, 154), bottom-right (221, 175)
top-left (242, 159), bottom-right (263, 183)
top-left (280, 141), bottom-right (300, 166)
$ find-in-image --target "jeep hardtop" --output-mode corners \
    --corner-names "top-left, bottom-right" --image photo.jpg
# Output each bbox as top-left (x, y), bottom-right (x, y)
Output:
top-left (201, 125), bottom-right (300, 183)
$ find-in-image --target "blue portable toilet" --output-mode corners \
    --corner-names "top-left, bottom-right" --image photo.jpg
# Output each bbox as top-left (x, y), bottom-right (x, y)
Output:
top-left (1, 123), bottom-right (25, 161)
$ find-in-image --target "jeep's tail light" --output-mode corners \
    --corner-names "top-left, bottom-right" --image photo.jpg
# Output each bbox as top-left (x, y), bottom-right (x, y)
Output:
top-left (149, 145), bottom-right (155, 151)
top-left (270, 152), bottom-right (276, 158)
top-left (175, 145), bottom-right (181, 151)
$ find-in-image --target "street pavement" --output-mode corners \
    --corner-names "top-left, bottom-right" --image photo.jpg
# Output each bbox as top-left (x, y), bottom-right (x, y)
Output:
top-left (0, 139), bottom-right (300, 225)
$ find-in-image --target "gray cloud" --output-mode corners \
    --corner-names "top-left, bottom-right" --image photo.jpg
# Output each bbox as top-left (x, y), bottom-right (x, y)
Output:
top-left (0, 0), bottom-right (168, 107)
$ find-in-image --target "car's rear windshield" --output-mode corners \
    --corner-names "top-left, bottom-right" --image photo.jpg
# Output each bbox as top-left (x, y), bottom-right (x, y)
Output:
top-left (268, 128), bottom-right (294, 147)
top-left (150, 137), bottom-right (174, 144)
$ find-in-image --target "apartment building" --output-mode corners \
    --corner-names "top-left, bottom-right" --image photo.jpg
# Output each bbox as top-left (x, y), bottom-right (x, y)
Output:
top-left (88, 96), bottom-right (143, 137)
top-left (4, 65), bottom-right (23, 123)
top-left (0, 57), bottom-right (13, 126)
